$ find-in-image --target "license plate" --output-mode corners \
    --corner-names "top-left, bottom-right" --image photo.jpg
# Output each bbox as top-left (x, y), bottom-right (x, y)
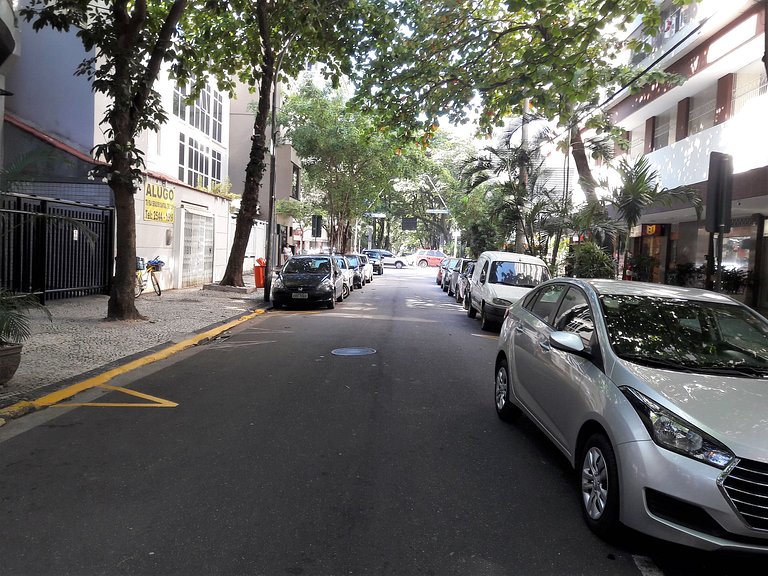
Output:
top-left (292, 292), bottom-right (309, 299)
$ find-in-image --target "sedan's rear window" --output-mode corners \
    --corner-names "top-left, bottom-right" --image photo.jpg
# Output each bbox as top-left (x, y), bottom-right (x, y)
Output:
top-left (601, 295), bottom-right (768, 374)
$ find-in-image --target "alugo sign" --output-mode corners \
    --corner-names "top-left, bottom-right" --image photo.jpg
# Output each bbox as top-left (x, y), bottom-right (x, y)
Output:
top-left (144, 182), bottom-right (176, 223)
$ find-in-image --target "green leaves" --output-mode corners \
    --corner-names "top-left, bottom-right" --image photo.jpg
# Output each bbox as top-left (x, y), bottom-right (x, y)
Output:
top-left (353, 0), bottom-right (667, 140)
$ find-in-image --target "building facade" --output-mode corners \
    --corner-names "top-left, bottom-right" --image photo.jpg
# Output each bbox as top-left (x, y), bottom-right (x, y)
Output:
top-left (1, 11), bottom-right (241, 295)
top-left (608, 0), bottom-right (768, 315)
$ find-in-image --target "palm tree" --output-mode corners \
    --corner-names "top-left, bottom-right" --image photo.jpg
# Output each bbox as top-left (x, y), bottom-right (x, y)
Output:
top-left (461, 120), bottom-right (562, 255)
top-left (608, 155), bottom-right (702, 278)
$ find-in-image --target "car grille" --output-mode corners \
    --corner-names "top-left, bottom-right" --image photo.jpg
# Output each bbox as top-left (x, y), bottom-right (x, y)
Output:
top-left (721, 458), bottom-right (768, 531)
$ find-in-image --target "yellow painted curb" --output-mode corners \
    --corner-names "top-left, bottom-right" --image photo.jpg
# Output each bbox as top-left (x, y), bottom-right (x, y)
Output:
top-left (0, 308), bottom-right (265, 419)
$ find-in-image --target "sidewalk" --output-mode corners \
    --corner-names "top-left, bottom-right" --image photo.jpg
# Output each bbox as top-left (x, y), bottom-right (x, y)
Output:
top-left (0, 283), bottom-right (269, 413)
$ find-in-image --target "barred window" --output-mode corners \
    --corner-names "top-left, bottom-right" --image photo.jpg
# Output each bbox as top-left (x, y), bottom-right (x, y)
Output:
top-left (689, 86), bottom-right (716, 136)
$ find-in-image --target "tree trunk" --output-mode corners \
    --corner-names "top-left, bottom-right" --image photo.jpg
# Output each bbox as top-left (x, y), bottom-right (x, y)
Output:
top-left (570, 126), bottom-right (599, 205)
top-left (108, 181), bottom-right (143, 320)
top-left (219, 1), bottom-right (274, 286)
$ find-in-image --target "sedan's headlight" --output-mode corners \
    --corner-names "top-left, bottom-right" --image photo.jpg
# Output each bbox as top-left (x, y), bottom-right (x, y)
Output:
top-left (620, 387), bottom-right (734, 469)
top-left (492, 297), bottom-right (512, 307)
top-left (272, 276), bottom-right (285, 289)
top-left (320, 277), bottom-right (334, 289)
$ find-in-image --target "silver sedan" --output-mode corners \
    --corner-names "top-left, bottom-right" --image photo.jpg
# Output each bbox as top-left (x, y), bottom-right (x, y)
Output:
top-left (495, 278), bottom-right (768, 553)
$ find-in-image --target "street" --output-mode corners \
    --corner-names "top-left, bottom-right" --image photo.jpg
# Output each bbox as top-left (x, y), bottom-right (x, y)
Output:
top-left (0, 267), bottom-right (765, 575)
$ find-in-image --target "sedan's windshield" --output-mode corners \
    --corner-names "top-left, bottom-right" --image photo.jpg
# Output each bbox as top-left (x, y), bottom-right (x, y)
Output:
top-left (489, 262), bottom-right (550, 287)
top-left (601, 295), bottom-right (768, 374)
top-left (283, 258), bottom-right (331, 274)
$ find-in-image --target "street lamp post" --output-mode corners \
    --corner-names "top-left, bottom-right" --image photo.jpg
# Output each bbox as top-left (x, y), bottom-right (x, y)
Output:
top-left (263, 35), bottom-right (296, 303)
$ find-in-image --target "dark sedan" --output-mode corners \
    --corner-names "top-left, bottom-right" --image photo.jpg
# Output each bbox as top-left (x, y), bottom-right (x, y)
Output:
top-left (271, 255), bottom-right (344, 309)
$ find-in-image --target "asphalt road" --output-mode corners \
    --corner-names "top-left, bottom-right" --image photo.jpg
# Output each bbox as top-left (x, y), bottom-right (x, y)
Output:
top-left (0, 266), bottom-right (765, 575)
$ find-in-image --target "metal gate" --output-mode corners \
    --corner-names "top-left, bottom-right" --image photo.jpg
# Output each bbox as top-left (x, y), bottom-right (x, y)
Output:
top-left (0, 191), bottom-right (114, 301)
top-left (182, 209), bottom-right (214, 287)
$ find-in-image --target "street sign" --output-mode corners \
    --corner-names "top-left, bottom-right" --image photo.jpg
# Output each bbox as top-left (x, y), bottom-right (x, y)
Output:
top-left (366, 212), bottom-right (387, 218)
top-left (425, 209), bottom-right (450, 214)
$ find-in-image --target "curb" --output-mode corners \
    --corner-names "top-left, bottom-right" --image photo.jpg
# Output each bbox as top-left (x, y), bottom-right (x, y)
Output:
top-left (0, 308), bottom-right (266, 423)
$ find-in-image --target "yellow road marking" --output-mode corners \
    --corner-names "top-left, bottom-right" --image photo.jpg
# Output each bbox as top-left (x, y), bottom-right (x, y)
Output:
top-left (56, 384), bottom-right (178, 408)
top-left (0, 309), bottom-right (265, 418)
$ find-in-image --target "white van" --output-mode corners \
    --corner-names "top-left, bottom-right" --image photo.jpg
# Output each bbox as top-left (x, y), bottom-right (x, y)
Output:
top-left (467, 251), bottom-right (550, 330)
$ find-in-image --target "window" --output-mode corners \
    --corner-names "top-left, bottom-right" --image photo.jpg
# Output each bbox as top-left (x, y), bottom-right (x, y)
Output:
top-left (173, 81), bottom-right (223, 143)
top-left (629, 127), bottom-right (645, 159)
top-left (173, 85), bottom-right (188, 121)
top-left (732, 62), bottom-right (768, 116)
top-left (212, 91), bottom-right (223, 143)
top-left (178, 134), bottom-right (223, 189)
top-left (689, 86), bottom-right (716, 136)
top-left (489, 261), bottom-right (550, 287)
top-left (291, 164), bottom-right (300, 200)
top-left (601, 295), bottom-right (768, 371)
top-left (553, 288), bottom-right (594, 347)
top-left (212, 150), bottom-right (222, 183)
top-left (652, 113), bottom-right (670, 150)
top-left (529, 284), bottom-right (566, 323)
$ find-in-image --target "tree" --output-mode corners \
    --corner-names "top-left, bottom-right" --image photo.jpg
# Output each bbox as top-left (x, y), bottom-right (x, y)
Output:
top-left (280, 81), bottom-right (414, 253)
top-left (460, 120), bottom-right (562, 256)
top-left (20, 0), bottom-right (191, 320)
top-left (179, 0), bottom-right (391, 286)
top-left (607, 155), bottom-right (702, 277)
top-left (353, 0), bottom-right (691, 205)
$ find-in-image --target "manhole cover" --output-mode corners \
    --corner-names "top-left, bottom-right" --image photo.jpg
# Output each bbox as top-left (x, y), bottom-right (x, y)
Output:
top-left (331, 347), bottom-right (377, 356)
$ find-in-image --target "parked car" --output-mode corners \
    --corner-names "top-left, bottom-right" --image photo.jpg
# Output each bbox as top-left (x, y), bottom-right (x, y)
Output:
top-left (448, 258), bottom-right (475, 299)
top-left (271, 255), bottom-right (344, 309)
top-left (467, 251), bottom-right (550, 331)
top-left (495, 278), bottom-right (768, 552)
top-left (357, 253), bottom-right (374, 283)
top-left (362, 249), bottom-right (408, 269)
top-left (344, 253), bottom-right (366, 289)
top-left (457, 261), bottom-right (476, 307)
top-left (437, 257), bottom-right (459, 288)
top-left (412, 248), bottom-right (448, 268)
top-left (333, 255), bottom-right (355, 297)
top-left (362, 250), bottom-right (384, 275)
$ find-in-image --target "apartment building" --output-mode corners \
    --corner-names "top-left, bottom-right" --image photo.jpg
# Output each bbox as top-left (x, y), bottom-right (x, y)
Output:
top-left (227, 80), bottom-right (312, 272)
top-left (1, 15), bottom-right (234, 297)
top-left (607, 0), bottom-right (768, 314)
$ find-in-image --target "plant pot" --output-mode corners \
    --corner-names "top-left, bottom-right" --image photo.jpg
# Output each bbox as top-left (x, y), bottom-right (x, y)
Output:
top-left (0, 343), bottom-right (23, 386)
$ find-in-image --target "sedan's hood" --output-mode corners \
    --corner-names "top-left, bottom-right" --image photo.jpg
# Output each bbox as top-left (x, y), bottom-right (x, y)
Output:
top-left (281, 273), bottom-right (328, 288)
top-left (620, 362), bottom-right (768, 460)
top-left (486, 284), bottom-right (533, 303)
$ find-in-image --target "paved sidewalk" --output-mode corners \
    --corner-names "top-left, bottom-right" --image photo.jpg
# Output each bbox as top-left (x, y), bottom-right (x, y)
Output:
top-left (0, 284), bottom-right (269, 412)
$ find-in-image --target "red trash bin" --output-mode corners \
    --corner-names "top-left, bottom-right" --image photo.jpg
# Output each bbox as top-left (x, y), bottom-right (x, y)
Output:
top-left (254, 258), bottom-right (266, 288)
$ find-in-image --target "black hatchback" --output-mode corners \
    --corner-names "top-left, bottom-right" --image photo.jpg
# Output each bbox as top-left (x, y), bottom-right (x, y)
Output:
top-left (271, 255), bottom-right (344, 309)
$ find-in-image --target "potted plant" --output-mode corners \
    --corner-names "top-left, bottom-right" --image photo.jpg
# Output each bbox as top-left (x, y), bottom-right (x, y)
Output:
top-left (0, 289), bottom-right (52, 386)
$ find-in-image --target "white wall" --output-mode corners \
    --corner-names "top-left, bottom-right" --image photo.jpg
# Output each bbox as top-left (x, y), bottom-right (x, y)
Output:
top-left (137, 175), bottom-right (232, 288)
top-left (644, 91), bottom-right (768, 189)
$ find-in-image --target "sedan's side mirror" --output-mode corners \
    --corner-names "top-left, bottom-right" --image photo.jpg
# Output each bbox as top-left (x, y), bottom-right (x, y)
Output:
top-left (550, 331), bottom-right (585, 354)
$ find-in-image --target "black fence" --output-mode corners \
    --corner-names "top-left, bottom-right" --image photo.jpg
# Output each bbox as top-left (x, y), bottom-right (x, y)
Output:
top-left (1, 191), bottom-right (114, 302)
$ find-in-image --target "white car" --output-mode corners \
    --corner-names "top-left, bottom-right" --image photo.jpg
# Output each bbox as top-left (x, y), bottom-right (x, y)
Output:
top-left (467, 251), bottom-right (550, 330)
top-left (333, 255), bottom-right (354, 298)
top-left (357, 253), bottom-right (374, 283)
top-left (362, 249), bottom-right (409, 269)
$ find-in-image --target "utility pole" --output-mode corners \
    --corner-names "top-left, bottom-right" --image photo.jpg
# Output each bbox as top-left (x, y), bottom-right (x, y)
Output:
top-left (516, 98), bottom-right (529, 254)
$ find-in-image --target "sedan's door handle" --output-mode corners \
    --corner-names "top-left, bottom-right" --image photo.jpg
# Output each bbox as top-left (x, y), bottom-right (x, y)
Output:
top-left (538, 339), bottom-right (551, 351)
top-left (515, 325), bottom-right (524, 333)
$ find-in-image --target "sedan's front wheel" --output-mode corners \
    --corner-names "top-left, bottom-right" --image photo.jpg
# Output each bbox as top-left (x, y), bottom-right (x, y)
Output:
top-left (495, 358), bottom-right (520, 422)
top-left (580, 433), bottom-right (621, 540)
